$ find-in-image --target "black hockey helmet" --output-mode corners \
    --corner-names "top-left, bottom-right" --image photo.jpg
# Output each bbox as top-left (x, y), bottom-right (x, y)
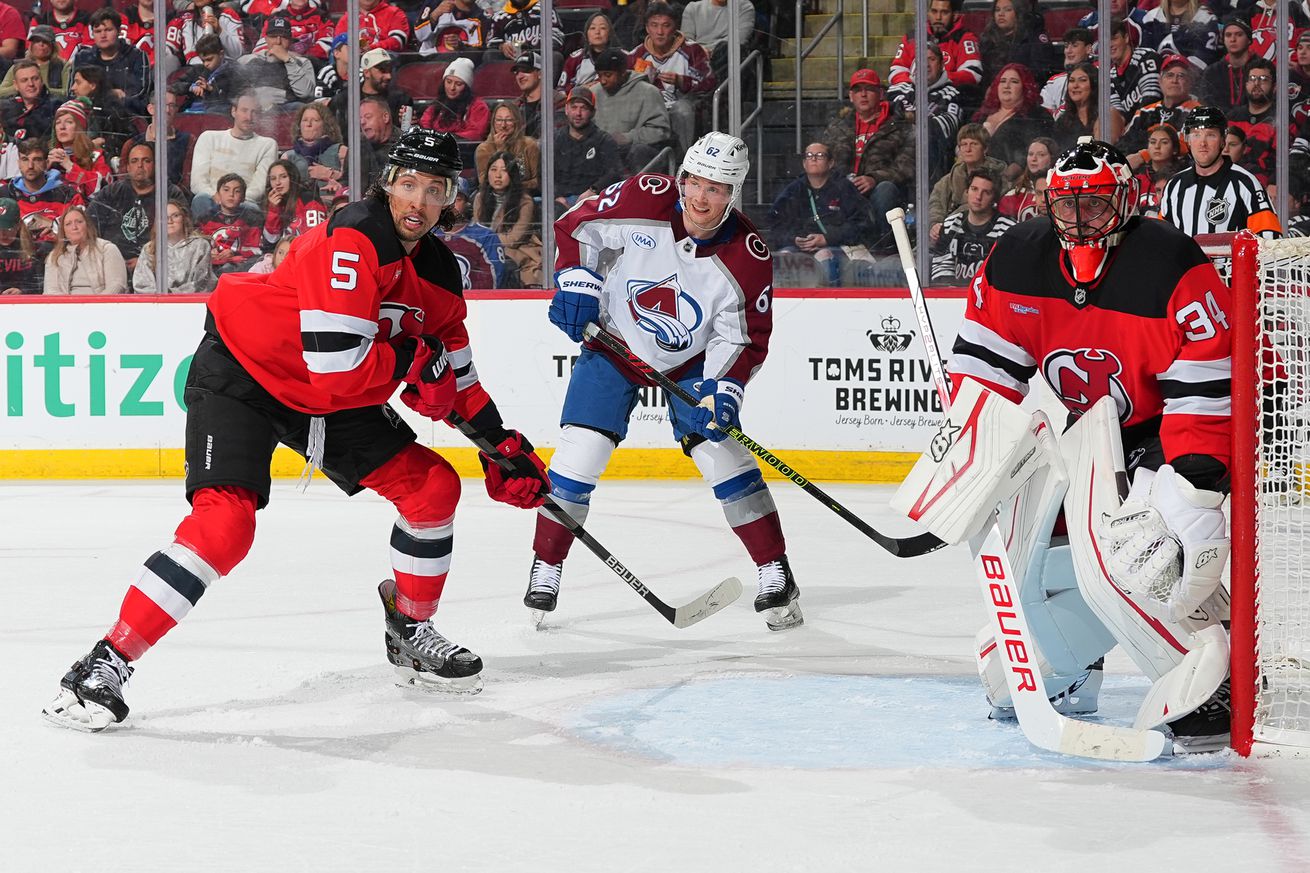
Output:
top-left (1184, 105), bottom-right (1227, 135)
top-left (387, 127), bottom-right (462, 180)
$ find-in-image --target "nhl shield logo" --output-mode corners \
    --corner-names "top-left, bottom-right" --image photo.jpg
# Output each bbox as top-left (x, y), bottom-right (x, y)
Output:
top-left (1205, 197), bottom-right (1230, 225)
top-left (866, 316), bottom-right (915, 353)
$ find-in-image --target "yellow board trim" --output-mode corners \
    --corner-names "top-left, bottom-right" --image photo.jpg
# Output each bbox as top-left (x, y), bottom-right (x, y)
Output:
top-left (0, 448), bottom-right (920, 483)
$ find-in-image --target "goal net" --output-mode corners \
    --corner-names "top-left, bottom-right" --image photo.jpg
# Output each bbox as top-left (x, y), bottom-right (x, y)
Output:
top-left (1230, 231), bottom-right (1310, 757)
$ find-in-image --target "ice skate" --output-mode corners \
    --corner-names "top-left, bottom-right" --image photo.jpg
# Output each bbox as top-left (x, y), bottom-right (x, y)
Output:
top-left (42, 639), bottom-right (134, 732)
top-left (988, 659), bottom-right (1104, 721)
top-left (379, 580), bottom-right (483, 695)
top-left (524, 556), bottom-right (563, 628)
top-left (1165, 679), bottom-right (1230, 753)
top-left (754, 556), bottom-right (803, 631)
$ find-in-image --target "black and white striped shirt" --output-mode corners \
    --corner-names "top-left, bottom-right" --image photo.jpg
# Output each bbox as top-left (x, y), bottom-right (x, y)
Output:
top-left (1158, 157), bottom-right (1281, 238)
top-left (930, 209), bottom-right (1015, 283)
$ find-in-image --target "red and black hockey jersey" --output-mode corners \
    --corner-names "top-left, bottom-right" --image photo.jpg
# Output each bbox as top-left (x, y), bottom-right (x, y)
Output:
top-left (890, 19), bottom-right (982, 88)
top-left (948, 216), bottom-right (1231, 477)
top-left (28, 9), bottom-right (90, 60)
top-left (197, 205), bottom-right (263, 264)
top-left (263, 195), bottom-right (328, 248)
top-left (121, 7), bottom-right (161, 64)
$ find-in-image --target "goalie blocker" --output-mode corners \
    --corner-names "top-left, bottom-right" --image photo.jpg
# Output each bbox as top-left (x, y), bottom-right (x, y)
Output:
top-left (891, 381), bottom-right (1230, 751)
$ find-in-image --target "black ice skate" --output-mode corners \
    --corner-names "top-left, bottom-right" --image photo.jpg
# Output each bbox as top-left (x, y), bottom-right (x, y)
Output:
top-left (1165, 679), bottom-right (1231, 753)
top-left (379, 580), bottom-right (483, 695)
top-left (754, 556), bottom-right (803, 631)
top-left (42, 639), bottom-right (134, 732)
top-left (524, 556), bottom-right (563, 628)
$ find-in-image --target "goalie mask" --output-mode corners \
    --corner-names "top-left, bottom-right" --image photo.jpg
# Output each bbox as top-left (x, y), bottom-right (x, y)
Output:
top-left (1044, 139), bottom-right (1139, 285)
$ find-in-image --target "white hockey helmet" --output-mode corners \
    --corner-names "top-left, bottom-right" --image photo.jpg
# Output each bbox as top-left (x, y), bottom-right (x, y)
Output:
top-left (678, 131), bottom-right (750, 229)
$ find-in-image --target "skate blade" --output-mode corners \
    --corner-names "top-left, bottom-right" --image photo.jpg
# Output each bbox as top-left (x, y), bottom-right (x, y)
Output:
top-left (1170, 733), bottom-right (1230, 754)
top-left (392, 666), bottom-right (484, 695)
top-left (765, 601), bottom-right (804, 632)
top-left (41, 691), bottom-right (120, 733)
top-left (530, 608), bottom-right (548, 629)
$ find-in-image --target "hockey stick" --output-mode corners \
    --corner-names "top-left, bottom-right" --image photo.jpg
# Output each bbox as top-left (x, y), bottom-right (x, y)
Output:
top-left (887, 207), bottom-right (1170, 761)
top-left (581, 322), bottom-right (946, 559)
top-left (448, 413), bottom-right (743, 628)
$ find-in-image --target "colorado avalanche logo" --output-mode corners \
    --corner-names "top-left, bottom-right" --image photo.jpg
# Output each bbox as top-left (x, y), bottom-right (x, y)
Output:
top-left (1042, 348), bottom-right (1133, 420)
top-left (452, 252), bottom-right (473, 291)
top-left (377, 302), bottom-right (425, 339)
top-left (627, 274), bottom-right (703, 351)
top-left (637, 175), bottom-right (672, 196)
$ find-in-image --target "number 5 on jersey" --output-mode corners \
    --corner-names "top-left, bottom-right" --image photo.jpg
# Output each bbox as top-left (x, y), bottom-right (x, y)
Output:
top-left (331, 251), bottom-right (361, 291)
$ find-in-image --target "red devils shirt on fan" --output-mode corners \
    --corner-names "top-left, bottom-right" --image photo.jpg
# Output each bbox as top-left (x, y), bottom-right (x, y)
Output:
top-left (29, 9), bottom-right (91, 60)
top-left (947, 216), bottom-right (1232, 473)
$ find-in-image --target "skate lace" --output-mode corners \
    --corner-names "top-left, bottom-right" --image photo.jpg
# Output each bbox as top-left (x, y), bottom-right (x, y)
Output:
top-left (757, 560), bottom-right (787, 597)
top-left (90, 650), bottom-right (131, 690)
top-left (406, 620), bottom-right (461, 662)
top-left (528, 559), bottom-right (563, 595)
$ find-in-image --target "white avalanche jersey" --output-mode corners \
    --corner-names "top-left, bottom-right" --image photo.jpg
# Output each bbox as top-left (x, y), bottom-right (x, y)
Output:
top-left (555, 173), bottom-right (774, 385)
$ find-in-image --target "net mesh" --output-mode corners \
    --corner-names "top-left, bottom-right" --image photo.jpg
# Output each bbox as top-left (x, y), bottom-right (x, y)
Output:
top-left (1249, 236), bottom-right (1310, 748)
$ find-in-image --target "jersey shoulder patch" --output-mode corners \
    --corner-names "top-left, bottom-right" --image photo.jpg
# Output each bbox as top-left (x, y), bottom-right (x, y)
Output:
top-left (328, 199), bottom-right (405, 266)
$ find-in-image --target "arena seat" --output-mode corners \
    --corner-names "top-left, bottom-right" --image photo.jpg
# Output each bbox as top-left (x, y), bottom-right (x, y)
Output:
top-left (393, 61), bottom-right (449, 102)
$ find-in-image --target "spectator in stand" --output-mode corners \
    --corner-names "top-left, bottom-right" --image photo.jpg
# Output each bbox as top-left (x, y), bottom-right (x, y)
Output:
top-left (998, 135), bottom-right (1056, 221)
top-left (435, 177), bottom-right (508, 289)
top-left (474, 150), bottom-right (542, 286)
top-left (821, 67), bottom-right (915, 251)
top-left (0, 0), bottom-right (24, 60)
top-left (591, 46), bottom-right (672, 172)
top-left (889, 0), bottom-right (983, 93)
top-left (43, 204), bottom-right (127, 294)
top-left (358, 95), bottom-right (401, 186)
top-left (928, 122), bottom-right (1007, 241)
top-left (972, 62), bottom-right (1053, 186)
top-left (1134, 122), bottom-right (1187, 216)
top-left (1292, 31), bottom-right (1310, 97)
top-left (416, 0), bottom-right (492, 56)
top-left (766, 142), bottom-right (874, 287)
top-left (0, 138), bottom-right (82, 242)
top-left (1228, 56), bottom-right (1280, 186)
top-left (1052, 61), bottom-right (1122, 151)
top-left (68, 66), bottom-right (133, 156)
top-left (978, 0), bottom-right (1057, 88)
top-left (1108, 17), bottom-right (1162, 123)
top-left (484, 0), bottom-right (564, 67)
top-left (552, 86), bottom-right (622, 216)
top-left (237, 15), bottom-right (316, 110)
top-left (610, 0), bottom-right (654, 50)
top-left (1201, 15), bottom-right (1254, 116)
top-left (930, 168), bottom-right (1013, 283)
top-left (1, 60), bottom-right (58, 143)
top-left (282, 102), bottom-right (346, 201)
top-left (681, 0), bottom-right (755, 87)
top-left (252, 0), bottom-right (332, 61)
top-left (1224, 123), bottom-right (1247, 164)
top-left (0, 27), bottom-right (67, 99)
top-left (476, 100), bottom-right (539, 192)
top-left (121, 0), bottom-right (165, 69)
top-left (0, 198), bottom-right (42, 294)
top-left (1076, 0), bottom-right (1145, 45)
top-left (1040, 26), bottom-right (1093, 115)
top-left (29, 0), bottom-right (91, 63)
top-left (419, 15), bottom-right (479, 61)
top-left (190, 91), bottom-right (279, 212)
top-left (558, 12), bottom-right (614, 91)
top-left (177, 34), bottom-right (241, 112)
top-left (886, 40), bottom-right (964, 183)
top-left (47, 98), bottom-right (111, 198)
top-left (330, 48), bottom-right (414, 133)
top-left (245, 230), bottom-right (294, 275)
top-left (1139, 0), bottom-right (1220, 70)
top-left (168, 0), bottom-right (246, 66)
top-left (331, 0), bottom-right (411, 54)
top-left (420, 57), bottom-right (490, 141)
top-left (314, 32), bottom-right (351, 101)
top-left (1119, 52), bottom-right (1198, 158)
top-left (1246, 0), bottom-right (1310, 62)
top-left (629, 2), bottom-right (715, 154)
top-left (260, 159), bottom-right (327, 249)
top-left (511, 50), bottom-right (548, 139)
top-left (72, 9), bottom-right (151, 113)
top-left (91, 141), bottom-right (183, 270)
top-left (196, 172), bottom-right (263, 272)
top-left (133, 196), bottom-right (217, 293)
top-left (121, 86), bottom-right (191, 190)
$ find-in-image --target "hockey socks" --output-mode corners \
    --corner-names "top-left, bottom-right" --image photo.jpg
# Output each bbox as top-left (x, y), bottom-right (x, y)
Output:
top-left (389, 516), bottom-right (454, 620)
top-left (532, 470), bottom-right (595, 565)
top-left (715, 471), bottom-right (787, 565)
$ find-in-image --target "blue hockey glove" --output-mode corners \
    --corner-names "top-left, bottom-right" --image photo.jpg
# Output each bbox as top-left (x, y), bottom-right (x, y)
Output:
top-left (689, 378), bottom-right (744, 442)
top-left (548, 266), bottom-right (603, 342)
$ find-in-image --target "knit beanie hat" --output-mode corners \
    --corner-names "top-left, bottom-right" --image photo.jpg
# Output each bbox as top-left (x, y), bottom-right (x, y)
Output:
top-left (56, 97), bottom-right (90, 129)
top-left (445, 57), bottom-right (475, 88)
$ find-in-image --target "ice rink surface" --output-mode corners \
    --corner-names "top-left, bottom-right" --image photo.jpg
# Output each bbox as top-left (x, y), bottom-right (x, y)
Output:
top-left (5, 479), bottom-right (1310, 873)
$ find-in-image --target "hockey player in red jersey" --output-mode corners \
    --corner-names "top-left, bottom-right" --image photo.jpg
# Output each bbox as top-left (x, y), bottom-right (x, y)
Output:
top-left (42, 129), bottom-right (550, 732)
top-left (899, 139), bottom-right (1233, 750)
top-left (526, 132), bottom-right (803, 632)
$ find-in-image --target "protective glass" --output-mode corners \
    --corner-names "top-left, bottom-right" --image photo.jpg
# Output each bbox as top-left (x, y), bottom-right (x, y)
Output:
top-left (385, 171), bottom-right (456, 209)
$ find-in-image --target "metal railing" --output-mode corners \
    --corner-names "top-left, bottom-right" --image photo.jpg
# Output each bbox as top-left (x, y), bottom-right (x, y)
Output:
top-left (639, 146), bottom-right (677, 175)
top-left (712, 50), bottom-right (765, 204)
top-left (794, 0), bottom-right (844, 152)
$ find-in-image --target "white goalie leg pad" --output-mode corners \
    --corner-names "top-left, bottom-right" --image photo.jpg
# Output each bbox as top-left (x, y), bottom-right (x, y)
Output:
top-left (1060, 396), bottom-right (1228, 724)
top-left (891, 379), bottom-right (1047, 544)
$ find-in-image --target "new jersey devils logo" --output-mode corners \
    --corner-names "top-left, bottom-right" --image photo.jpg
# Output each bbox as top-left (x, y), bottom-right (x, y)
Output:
top-left (1043, 348), bottom-right (1132, 420)
top-left (626, 274), bottom-right (703, 351)
top-left (377, 302), bottom-right (425, 339)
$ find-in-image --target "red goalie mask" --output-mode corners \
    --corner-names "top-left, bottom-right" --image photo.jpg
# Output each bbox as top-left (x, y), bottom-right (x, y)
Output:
top-left (1044, 139), bottom-right (1139, 284)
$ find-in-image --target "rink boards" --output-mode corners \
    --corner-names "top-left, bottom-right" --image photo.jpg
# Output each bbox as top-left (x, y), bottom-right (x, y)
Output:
top-left (0, 289), bottom-right (967, 482)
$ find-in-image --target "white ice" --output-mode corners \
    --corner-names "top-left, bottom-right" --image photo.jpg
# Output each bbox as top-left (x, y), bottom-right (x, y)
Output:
top-left (4, 479), bottom-right (1310, 872)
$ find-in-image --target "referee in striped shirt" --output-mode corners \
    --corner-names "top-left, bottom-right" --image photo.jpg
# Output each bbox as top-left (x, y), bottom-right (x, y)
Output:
top-left (1158, 105), bottom-right (1282, 238)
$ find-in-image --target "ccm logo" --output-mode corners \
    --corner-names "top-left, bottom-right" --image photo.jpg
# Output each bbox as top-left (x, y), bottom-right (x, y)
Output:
top-left (631, 232), bottom-right (657, 249)
top-left (981, 553), bottom-right (1039, 693)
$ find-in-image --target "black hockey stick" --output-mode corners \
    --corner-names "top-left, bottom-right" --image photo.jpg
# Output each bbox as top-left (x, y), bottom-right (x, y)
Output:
top-left (582, 323), bottom-right (946, 559)
top-left (448, 413), bottom-right (743, 628)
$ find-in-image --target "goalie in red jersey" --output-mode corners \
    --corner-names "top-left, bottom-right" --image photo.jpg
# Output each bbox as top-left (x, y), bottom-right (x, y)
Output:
top-left (895, 139), bottom-right (1234, 752)
top-left (43, 129), bottom-right (550, 731)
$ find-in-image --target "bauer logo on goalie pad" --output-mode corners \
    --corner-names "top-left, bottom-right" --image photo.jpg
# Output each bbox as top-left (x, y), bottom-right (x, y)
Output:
top-left (866, 316), bottom-right (915, 353)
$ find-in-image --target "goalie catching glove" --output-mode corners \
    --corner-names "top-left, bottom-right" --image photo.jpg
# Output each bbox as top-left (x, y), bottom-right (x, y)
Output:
top-left (1099, 464), bottom-right (1229, 622)
top-left (395, 335), bottom-right (456, 420)
top-left (478, 430), bottom-right (550, 509)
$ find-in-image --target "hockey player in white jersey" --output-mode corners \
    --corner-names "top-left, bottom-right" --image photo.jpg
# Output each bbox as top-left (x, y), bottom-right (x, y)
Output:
top-left (527, 132), bottom-right (802, 631)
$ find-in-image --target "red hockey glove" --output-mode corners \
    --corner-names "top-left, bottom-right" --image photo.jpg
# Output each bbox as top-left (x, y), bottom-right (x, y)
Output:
top-left (396, 335), bottom-right (456, 420)
top-left (478, 430), bottom-right (549, 509)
